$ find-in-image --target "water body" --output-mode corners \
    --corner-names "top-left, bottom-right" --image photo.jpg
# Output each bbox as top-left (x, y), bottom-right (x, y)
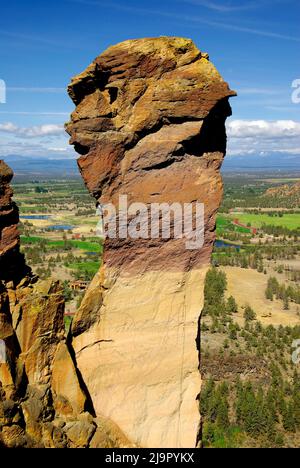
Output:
top-left (215, 240), bottom-right (241, 251)
top-left (47, 225), bottom-right (74, 231)
top-left (21, 215), bottom-right (51, 220)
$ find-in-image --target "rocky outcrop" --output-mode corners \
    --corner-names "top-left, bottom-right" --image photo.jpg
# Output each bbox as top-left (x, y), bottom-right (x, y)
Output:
top-left (66, 37), bottom-right (235, 448)
top-left (0, 161), bottom-right (98, 448)
top-left (265, 181), bottom-right (300, 207)
top-left (0, 160), bottom-right (30, 283)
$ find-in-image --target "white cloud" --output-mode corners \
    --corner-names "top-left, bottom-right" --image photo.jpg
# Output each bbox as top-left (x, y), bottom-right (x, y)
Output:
top-left (226, 119), bottom-right (300, 157)
top-left (0, 122), bottom-right (18, 133)
top-left (0, 121), bottom-right (74, 159)
top-left (48, 147), bottom-right (69, 152)
top-left (227, 120), bottom-right (300, 139)
top-left (0, 122), bottom-right (64, 138)
top-left (0, 139), bottom-right (75, 159)
top-left (1, 119), bottom-right (299, 161)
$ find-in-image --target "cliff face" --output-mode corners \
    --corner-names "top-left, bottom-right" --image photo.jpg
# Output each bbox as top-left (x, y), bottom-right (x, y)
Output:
top-left (66, 37), bottom-right (235, 448)
top-left (0, 161), bottom-right (97, 448)
top-left (0, 161), bottom-right (29, 282)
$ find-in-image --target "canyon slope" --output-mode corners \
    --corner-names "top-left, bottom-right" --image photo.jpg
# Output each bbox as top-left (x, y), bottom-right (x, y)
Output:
top-left (66, 37), bottom-right (235, 448)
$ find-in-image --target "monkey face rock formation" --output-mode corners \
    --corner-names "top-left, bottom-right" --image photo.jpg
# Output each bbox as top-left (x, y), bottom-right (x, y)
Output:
top-left (67, 37), bottom-right (235, 449)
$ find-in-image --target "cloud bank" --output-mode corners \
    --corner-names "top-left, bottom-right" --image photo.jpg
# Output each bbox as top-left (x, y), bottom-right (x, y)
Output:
top-left (0, 122), bottom-right (73, 158)
top-left (226, 119), bottom-right (300, 157)
top-left (0, 122), bottom-right (64, 138)
top-left (0, 119), bottom-right (299, 160)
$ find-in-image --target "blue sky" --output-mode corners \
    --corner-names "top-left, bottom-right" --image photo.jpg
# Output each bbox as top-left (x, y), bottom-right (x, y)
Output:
top-left (0, 0), bottom-right (299, 160)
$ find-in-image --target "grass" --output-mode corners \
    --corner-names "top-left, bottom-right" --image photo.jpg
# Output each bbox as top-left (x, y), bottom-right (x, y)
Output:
top-left (64, 316), bottom-right (73, 334)
top-left (258, 178), bottom-right (300, 184)
top-left (217, 215), bottom-right (250, 234)
top-left (56, 215), bottom-right (99, 226)
top-left (18, 205), bottom-right (49, 213)
top-left (21, 236), bottom-right (43, 244)
top-left (48, 240), bottom-right (102, 252)
top-left (203, 425), bottom-right (245, 448)
top-left (21, 236), bottom-right (103, 253)
top-left (68, 261), bottom-right (100, 275)
top-left (216, 215), bottom-right (229, 228)
top-left (232, 213), bottom-right (300, 230)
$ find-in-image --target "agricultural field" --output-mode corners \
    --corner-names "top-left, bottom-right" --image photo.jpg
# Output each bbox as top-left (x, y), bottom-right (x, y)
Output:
top-left (232, 213), bottom-right (300, 230)
top-left (13, 178), bottom-right (102, 315)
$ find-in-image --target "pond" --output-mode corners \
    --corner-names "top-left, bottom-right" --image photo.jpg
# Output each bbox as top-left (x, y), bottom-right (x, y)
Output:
top-left (47, 225), bottom-right (74, 231)
top-left (215, 240), bottom-right (241, 251)
top-left (21, 215), bottom-right (51, 220)
top-left (85, 252), bottom-right (99, 257)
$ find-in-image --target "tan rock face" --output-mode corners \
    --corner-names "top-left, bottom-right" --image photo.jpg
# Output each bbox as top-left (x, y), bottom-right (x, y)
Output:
top-left (73, 268), bottom-right (207, 448)
top-left (67, 37), bottom-right (235, 448)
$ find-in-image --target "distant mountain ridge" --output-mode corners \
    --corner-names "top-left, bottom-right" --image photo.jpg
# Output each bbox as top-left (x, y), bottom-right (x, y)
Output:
top-left (2, 152), bottom-right (300, 179)
top-left (2, 155), bottom-right (79, 179)
top-left (223, 152), bottom-right (300, 171)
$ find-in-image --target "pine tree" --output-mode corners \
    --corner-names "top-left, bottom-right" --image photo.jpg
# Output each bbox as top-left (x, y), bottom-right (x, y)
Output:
top-left (244, 305), bottom-right (257, 322)
top-left (229, 325), bottom-right (238, 340)
top-left (265, 287), bottom-right (274, 301)
top-left (282, 401), bottom-right (295, 432)
top-left (216, 398), bottom-right (230, 429)
top-left (203, 422), bottom-right (215, 446)
top-left (292, 372), bottom-right (300, 429)
top-left (200, 379), bottom-right (215, 418)
top-left (283, 293), bottom-right (289, 311)
top-left (226, 296), bottom-right (238, 314)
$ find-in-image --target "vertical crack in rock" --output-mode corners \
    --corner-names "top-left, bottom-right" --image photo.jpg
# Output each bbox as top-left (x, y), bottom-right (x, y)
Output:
top-left (67, 37), bottom-right (235, 448)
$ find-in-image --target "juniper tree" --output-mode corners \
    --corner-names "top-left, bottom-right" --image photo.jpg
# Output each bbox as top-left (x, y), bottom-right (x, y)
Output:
top-left (244, 305), bottom-right (257, 322)
top-left (226, 296), bottom-right (238, 315)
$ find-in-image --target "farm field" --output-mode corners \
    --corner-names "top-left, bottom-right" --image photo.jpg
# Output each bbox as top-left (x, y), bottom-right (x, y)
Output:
top-left (232, 213), bottom-right (300, 230)
top-left (13, 178), bottom-right (101, 315)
